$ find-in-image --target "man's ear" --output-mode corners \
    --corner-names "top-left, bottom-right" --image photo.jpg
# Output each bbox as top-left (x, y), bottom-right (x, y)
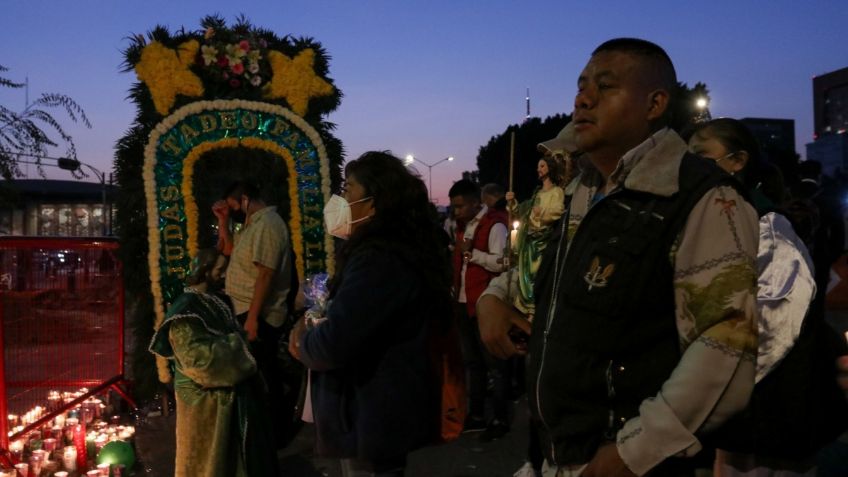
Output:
top-left (646, 89), bottom-right (670, 122)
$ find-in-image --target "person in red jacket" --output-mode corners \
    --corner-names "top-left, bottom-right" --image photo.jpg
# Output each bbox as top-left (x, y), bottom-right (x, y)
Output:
top-left (449, 179), bottom-right (510, 440)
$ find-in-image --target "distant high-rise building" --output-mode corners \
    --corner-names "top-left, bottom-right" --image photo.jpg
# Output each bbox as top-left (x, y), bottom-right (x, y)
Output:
top-left (806, 66), bottom-right (848, 175)
top-left (813, 66), bottom-right (848, 138)
top-left (740, 117), bottom-right (796, 159)
top-left (807, 133), bottom-right (848, 176)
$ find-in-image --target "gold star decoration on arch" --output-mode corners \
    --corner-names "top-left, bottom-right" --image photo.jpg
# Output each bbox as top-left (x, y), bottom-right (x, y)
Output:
top-left (263, 48), bottom-right (334, 116)
top-left (135, 40), bottom-right (204, 115)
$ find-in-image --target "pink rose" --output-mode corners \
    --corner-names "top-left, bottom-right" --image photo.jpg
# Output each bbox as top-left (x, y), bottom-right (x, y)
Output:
top-left (229, 79), bottom-right (241, 88)
top-left (217, 55), bottom-right (229, 68)
top-left (239, 40), bottom-right (250, 52)
top-left (231, 62), bottom-right (245, 75)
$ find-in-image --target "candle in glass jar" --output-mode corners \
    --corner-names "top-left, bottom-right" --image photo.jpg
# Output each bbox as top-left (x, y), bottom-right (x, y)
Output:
top-left (53, 413), bottom-right (65, 428)
top-left (94, 435), bottom-right (108, 451)
top-left (0, 470), bottom-right (15, 477)
top-left (29, 452), bottom-right (44, 476)
top-left (7, 414), bottom-right (18, 428)
top-left (13, 463), bottom-right (28, 477)
top-left (96, 463), bottom-right (110, 476)
top-left (54, 472), bottom-right (69, 477)
top-left (62, 446), bottom-right (77, 471)
top-left (48, 392), bottom-right (61, 412)
top-left (86, 470), bottom-right (100, 477)
top-left (43, 437), bottom-right (57, 452)
top-left (9, 441), bottom-right (24, 464)
top-left (73, 423), bottom-right (88, 473)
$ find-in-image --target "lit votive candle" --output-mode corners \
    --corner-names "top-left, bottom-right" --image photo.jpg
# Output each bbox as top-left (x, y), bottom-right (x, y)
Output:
top-left (54, 472), bottom-right (69, 477)
top-left (62, 446), bottom-right (77, 471)
top-left (53, 413), bottom-right (65, 428)
top-left (8, 440), bottom-right (23, 462)
top-left (7, 414), bottom-right (18, 427)
top-left (87, 470), bottom-right (100, 477)
top-left (94, 435), bottom-right (108, 451)
top-left (0, 470), bottom-right (15, 477)
top-left (29, 452), bottom-right (44, 476)
top-left (43, 437), bottom-right (57, 452)
top-left (96, 463), bottom-right (110, 476)
top-left (13, 463), bottom-right (28, 477)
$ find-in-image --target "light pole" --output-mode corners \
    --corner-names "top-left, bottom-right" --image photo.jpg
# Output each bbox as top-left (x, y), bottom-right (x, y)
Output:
top-left (14, 154), bottom-right (109, 235)
top-left (404, 154), bottom-right (454, 202)
top-left (695, 96), bottom-right (712, 123)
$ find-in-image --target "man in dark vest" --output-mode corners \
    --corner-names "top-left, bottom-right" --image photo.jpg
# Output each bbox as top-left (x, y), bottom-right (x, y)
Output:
top-left (449, 179), bottom-right (511, 441)
top-left (477, 38), bottom-right (760, 476)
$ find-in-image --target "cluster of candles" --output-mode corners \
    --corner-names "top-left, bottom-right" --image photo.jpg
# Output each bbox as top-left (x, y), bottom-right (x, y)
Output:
top-left (2, 390), bottom-right (134, 476)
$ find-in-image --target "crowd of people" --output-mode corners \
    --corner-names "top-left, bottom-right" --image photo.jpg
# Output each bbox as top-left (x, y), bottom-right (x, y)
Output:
top-left (150, 37), bottom-right (848, 477)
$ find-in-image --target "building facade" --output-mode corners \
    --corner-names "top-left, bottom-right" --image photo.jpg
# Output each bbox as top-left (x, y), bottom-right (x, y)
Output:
top-left (814, 66), bottom-right (848, 138)
top-left (0, 180), bottom-right (116, 236)
top-left (806, 66), bottom-right (848, 174)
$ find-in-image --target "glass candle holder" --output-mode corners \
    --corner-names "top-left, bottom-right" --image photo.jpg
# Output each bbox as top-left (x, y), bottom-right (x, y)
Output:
top-left (8, 440), bottom-right (23, 464)
top-left (28, 452), bottom-right (44, 476)
top-left (13, 463), bottom-right (28, 477)
top-left (62, 446), bottom-right (77, 471)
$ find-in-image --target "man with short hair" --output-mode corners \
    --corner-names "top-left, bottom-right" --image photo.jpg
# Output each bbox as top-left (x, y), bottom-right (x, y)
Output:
top-left (481, 182), bottom-right (508, 212)
top-left (449, 179), bottom-right (511, 440)
top-left (213, 180), bottom-right (292, 446)
top-left (477, 38), bottom-right (759, 476)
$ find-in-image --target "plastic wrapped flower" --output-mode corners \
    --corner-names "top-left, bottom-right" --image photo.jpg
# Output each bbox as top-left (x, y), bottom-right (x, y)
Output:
top-left (200, 45), bottom-right (218, 66)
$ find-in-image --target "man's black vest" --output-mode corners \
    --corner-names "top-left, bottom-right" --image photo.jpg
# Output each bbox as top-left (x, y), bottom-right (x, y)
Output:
top-left (528, 154), bottom-right (742, 465)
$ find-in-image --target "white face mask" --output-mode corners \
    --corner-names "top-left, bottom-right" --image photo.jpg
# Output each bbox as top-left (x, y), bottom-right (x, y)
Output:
top-left (323, 194), bottom-right (372, 239)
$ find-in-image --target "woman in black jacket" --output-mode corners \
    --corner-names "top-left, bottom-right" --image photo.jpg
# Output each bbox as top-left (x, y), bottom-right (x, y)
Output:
top-left (290, 151), bottom-right (453, 476)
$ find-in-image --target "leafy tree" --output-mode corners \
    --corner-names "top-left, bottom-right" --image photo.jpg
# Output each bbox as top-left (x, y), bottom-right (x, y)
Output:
top-left (474, 114), bottom-right (571, 203)
top-left (469, 83), bottom-right (710, 204)
top-left (0, 65), bottom-right (91, 180)
top-left (670, 81), bottom-right (710, 132)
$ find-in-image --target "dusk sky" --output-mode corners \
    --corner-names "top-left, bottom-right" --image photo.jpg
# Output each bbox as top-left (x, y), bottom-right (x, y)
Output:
top-left (1, 0), bottom-right (846, 204)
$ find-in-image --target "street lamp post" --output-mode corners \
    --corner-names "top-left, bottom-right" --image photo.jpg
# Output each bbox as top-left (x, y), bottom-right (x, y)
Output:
top-left (695, 96), bottom-right (712, 123)
top-left (404, 154), bottom-right (454, 202)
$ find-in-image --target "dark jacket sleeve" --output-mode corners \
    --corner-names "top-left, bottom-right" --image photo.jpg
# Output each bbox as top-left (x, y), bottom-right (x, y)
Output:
top-left (298, 249), bottom-right (415, 371)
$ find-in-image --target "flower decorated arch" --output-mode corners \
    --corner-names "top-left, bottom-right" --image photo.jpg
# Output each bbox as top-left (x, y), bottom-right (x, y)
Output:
top-left (144, 99), bottom-right (334, 328)
top-left (118, 16), bottom-right (344, 386)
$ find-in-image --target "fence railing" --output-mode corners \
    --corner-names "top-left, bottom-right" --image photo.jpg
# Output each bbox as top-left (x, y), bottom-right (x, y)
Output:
top-left (0, 237), bottom-right (134, 455)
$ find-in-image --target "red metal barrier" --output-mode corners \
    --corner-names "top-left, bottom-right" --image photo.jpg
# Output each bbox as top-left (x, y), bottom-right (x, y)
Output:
top-left (0, 237), bottom-right (134, 455)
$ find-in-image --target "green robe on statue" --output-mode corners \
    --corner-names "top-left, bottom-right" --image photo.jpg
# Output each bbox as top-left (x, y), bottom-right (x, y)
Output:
top-left (510, 185), bottom-right (565, 317)
top-left (149, 288), bottom-right (279, 477)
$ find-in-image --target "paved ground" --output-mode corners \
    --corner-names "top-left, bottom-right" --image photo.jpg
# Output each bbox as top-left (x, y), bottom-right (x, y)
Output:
top-left (136, 397), bottom-right (530, 477)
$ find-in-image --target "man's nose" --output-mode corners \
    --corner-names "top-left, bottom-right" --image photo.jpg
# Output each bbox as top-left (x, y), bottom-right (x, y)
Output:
top-left (575, 86), bottom-right (595, 110)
